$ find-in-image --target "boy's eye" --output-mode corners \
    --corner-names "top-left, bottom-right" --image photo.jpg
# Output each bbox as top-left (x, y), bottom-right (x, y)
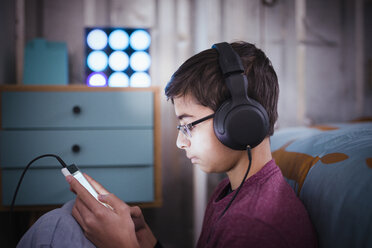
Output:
top-left (186, 124), bottom-right (194, 131)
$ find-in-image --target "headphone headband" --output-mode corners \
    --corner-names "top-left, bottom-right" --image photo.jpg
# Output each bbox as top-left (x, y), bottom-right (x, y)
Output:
top-left (212, 42), bottom-right (244, 77)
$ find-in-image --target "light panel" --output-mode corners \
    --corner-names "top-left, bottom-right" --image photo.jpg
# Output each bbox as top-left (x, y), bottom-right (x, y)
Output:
top-left (87, 72), bottom-right (107, 87)
top-left (85, 28), bottom-right (151, 87)
top-left (130, 51), bottom-right (151, 72)
top-left (87, 51), bottom-right (108, 72)
top-left (87, 29), bottom-right (108, 50)
top-left (130, 30), bottom-right (151, 50)
top-left (109, 51), bottom-right (129, 71)
top-left (108, 72), bottom-right (129, 87)
top-left (130, 72), bottom-right (151, 87)
top-left (109, 30), bottom-right (129, 50)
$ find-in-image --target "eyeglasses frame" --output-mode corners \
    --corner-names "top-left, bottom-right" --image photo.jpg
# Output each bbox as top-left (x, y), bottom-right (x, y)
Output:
top-left (176, 113), bottom-right (215, 138)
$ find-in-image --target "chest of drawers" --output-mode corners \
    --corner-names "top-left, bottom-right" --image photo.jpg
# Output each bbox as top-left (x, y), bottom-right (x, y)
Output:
top-left (0, 85), bottom-right (161, 209)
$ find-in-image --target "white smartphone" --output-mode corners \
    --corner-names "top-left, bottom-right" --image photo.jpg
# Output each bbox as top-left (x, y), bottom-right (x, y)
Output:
top-left (61, 164), bottom-right (110, 208)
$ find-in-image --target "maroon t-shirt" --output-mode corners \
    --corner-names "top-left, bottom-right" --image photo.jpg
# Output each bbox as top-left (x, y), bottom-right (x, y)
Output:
top-left (197, 159), bottom-right (318, 248)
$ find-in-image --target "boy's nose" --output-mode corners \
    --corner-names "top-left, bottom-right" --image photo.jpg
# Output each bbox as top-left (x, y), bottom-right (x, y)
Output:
top-left (176, 131), bottom-right (190, 149)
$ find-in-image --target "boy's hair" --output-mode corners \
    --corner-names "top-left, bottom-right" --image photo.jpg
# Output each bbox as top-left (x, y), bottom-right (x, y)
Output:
top-left (165, 41), bottom-right (279, 136)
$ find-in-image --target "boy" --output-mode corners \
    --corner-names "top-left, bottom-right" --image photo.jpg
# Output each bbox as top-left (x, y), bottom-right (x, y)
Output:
top-left (18, 41), bottom-right (317, 248)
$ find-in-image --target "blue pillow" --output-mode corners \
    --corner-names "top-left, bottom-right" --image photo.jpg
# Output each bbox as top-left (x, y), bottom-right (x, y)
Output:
top-left (271, 122), bottom-right (372, 248)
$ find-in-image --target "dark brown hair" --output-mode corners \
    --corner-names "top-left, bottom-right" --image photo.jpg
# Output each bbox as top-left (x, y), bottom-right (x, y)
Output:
top-left (165, 41), bottom-right (279, 136)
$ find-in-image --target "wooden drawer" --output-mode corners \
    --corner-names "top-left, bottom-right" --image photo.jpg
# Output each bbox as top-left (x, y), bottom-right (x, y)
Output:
top-left (1, 91), bottom-right (153, 129)
top-left (0, 129), bottom-right (153, 168)
top-left (2, 166), bottom-right (154, 206)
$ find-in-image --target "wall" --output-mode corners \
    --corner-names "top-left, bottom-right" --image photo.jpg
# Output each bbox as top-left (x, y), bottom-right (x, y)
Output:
top-left (0, 0), bottom-right (16, 85)
top-left (305, 0), bottom-right (361, 123)
top-left (364, 0), bottom-right (372, 115)
top-left (0, 0), bottom-right (371, 247)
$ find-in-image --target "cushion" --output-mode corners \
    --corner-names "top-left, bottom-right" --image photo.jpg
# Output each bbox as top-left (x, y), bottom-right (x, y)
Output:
top-left (271, 122), bottom-right (372, 248)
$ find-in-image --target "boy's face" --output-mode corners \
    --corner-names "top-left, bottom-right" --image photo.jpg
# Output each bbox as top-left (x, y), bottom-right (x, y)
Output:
top-left (173, 94), bottom-right (244, 173)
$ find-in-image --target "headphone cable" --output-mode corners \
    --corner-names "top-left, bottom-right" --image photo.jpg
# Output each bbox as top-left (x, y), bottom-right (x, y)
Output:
top-left (218, 145), bottom-right (252, 219)
top-left (10, 154), bottom-right (68, 234)
top-left (206, 146), bottom-right (252, 244)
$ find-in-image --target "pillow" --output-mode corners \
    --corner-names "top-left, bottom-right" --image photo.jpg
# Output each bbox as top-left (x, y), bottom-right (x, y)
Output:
top-left (271, 122), bottom-right (372, 248)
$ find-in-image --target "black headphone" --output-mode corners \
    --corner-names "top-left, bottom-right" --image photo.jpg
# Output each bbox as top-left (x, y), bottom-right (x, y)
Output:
top-left (212, 42), bottom-right (269, 150)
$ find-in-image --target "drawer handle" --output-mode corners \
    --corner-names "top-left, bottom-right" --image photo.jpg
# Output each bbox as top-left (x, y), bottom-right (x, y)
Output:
top-left (73, 106), bottom-right (81, 114)
top-left (72, 144), bottom-right (81, 153)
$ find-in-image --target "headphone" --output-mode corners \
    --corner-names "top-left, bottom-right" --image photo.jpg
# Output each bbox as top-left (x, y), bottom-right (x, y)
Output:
top-left (212, 42), bottom-right (269, 150)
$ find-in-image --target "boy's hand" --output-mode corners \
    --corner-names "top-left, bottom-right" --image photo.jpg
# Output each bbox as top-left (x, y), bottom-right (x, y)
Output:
top-left (67, 175), bottom-right (141, 248)
top-left (130, 205), bottom-right (158, 248)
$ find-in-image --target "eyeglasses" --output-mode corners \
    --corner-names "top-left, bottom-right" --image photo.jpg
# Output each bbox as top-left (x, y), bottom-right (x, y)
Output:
top-left (177, 113), bottom-right (215, 138)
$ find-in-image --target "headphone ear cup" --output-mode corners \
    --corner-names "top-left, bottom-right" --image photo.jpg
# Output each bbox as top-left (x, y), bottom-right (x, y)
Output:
top-left (213, 100), bottom-right (232, 144)
top-left (214, 99), bottom-right (269, 150)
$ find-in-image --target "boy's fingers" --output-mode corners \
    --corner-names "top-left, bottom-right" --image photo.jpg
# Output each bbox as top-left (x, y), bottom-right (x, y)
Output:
top-left (98, 193), bottom-right (129, 213)
top-left (83, 173), bottom-right (110, 195)
top-left (130, 206), bottom-right (142, 218)
top-left (66, 175), bottom-right (100, 212)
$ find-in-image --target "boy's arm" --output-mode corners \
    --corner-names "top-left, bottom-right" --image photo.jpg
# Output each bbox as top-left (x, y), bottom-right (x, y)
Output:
top-left (67, 174), bottom-right (157, 248)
